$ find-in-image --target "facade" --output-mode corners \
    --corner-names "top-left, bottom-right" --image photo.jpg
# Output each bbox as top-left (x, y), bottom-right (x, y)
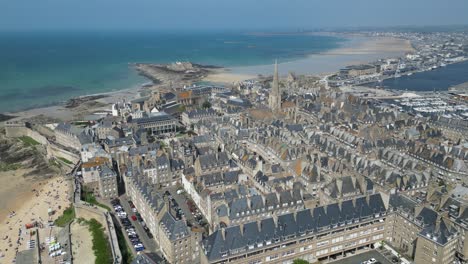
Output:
top-left (201, 193), bottom-right (389, 264)
top-left (125, 174), bottom-right (201, 263)
top-left (414, 218), bottom-right (458, 264)
top-left (159, 212), bottom-right (202, 264)
top-left (54, 123), bottom-right (83, 151)
top-left (132, 113), bottom-right (178, 135)
top-left (181, 109), bottom-right (218, 126)
top-left (98, 166), bottom-right (118, 198)
top-left (143, 155), bottom-right (174, 186)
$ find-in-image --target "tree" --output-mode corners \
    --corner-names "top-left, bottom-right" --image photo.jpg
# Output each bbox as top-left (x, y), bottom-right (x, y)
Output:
top-left (293, 259), bottom-right (310, 264)
top-left (202, 101), bottom-right (212, 109)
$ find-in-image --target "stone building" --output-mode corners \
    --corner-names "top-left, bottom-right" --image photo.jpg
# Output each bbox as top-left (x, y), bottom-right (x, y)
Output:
top-left (414, 218), bottom-right (458, 264)
top-left (159, 211), bottom-right (202, 264)
top-left (98, 166), bottom-right (118, 199)
top-left (201, 193), bottom-right (389, 264)
top-left (132, 112), bottom-right (177, 136)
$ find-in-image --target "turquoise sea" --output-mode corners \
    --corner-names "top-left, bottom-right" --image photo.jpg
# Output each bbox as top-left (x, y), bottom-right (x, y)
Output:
top-left (0, 31), bottom-right (346, 113)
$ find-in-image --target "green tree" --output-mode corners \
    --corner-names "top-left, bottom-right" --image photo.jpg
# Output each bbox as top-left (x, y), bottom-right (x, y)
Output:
top-left (202, 101), bottom-right (212, 109)
top-left (293, 259), bottom-right (310, 264)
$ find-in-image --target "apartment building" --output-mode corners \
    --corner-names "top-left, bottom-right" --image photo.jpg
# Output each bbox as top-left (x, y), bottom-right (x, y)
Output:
top-left (125, 173), bottom-right (201, 263)
top-left (201, 193), bottom-right (389, 264)
top-left (98, 166), bottom-right (118, 199)
top-left (414, 218), bottom-right (458, 264)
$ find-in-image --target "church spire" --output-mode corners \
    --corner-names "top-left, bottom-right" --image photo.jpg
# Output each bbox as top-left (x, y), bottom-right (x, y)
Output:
top-left (273, 59), bottom-right (279, 93)
top-left (269, 59), bottom-right (281, 112)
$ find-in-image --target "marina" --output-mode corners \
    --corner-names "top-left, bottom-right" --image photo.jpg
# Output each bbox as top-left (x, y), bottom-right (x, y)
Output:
top-left (365, 59), bottom-right (468, 91)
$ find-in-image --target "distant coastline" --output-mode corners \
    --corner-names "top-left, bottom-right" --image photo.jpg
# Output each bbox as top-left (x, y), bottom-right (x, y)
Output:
top-left (1, 32), bottom-right (412, 121)
top-left (229, 35), bottom-right (414, 76)
top-left (0, 31), bottom-right (345, 113)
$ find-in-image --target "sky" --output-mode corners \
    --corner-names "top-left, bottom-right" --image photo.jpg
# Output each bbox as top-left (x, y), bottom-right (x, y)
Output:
top-left (1, 0), bottom-right (468, 31)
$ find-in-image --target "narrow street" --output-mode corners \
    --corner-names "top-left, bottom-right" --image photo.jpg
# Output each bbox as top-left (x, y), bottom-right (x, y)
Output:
top-left (118, 195), bottom-right (159, 254)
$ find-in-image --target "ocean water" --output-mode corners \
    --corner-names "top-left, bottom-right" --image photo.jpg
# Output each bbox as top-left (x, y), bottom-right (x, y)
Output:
top-left (0, 31), bottom-right (346, 113)
top-left (365, 60), bottom-right (468, 91)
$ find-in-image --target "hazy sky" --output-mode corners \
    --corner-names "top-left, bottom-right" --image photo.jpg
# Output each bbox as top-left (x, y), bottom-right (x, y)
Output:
top-left (1, 0), bottom-right (468, 31)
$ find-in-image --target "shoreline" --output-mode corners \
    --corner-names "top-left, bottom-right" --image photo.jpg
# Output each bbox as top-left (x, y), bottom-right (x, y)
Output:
top-left (229, 35), bottom-right (414, 76)
top-left (2, 34), bottom-right (413, 122)
top-left (2, 83), bottom-right (145, 123)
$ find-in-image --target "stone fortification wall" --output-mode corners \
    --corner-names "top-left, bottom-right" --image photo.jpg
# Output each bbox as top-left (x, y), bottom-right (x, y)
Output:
top-left (5, 123), bottom-right (48, 145)
top-left (47, 143), bottom-right (80, 164)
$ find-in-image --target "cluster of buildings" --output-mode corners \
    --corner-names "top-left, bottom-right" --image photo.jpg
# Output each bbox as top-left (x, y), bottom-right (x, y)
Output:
top-left (10, 34), bottom-right (468, 264)
top-left (327, 31), bottom-right (468, 87)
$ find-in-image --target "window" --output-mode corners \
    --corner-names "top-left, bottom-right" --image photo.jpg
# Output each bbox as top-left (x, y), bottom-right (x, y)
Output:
top-left (332, 237), bottom-right (343, 243)
top-left (372, 234), bottom-right (383, 240)
top-left (316, 249), bottom-right (329, 256)
top-left (317, 240), bottom-right (329, 247)
top-left (359, 238), bottom-right (369, 244)
top-left (331, 245), bottom-right (343, 252)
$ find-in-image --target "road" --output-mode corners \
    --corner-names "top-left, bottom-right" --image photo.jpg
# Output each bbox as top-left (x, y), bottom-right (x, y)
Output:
top-left (329, 250), bottom-right (392, 264)
top-left (118, 195), bottom-right (160, 254)
top-left (165, 187), bottom-right (196, 224)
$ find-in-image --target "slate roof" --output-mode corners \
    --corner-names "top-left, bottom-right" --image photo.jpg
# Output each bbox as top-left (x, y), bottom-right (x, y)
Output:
top-left (132, 112), bottom-right (175, 125)
top-left (160, 212), bottom-right (190, 241)
top-left (203, 193), bottom-right (387, 261)
top-left (198, 152), bottom-right (229, 169)
top-left (416, 207), bottom-right (438, 227)
top-left (419, 218), bottom-right (457, 246)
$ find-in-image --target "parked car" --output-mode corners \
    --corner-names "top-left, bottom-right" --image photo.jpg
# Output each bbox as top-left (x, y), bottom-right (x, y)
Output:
top-left (135, 246), bottom-right (145, 252)
top-left (131, 215), bottom-right (137, 221)
top-left (111, 199), bottom-right (120, 206)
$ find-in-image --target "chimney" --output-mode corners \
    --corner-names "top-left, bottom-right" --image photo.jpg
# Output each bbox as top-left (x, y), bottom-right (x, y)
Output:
top-left (379, 191), bottom-right (390, 210)
top-left (221, 227), bottom-right (226, 241)
top-left (435, 216), bottom-right (442, 233)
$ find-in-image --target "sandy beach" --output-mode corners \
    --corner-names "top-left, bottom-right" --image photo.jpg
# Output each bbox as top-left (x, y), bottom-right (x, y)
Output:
top-left (0, 176), bottom-right (71, 263)
top-left (230, 36), bottom-right (414, 76)
top-left (202, 69), bottom-right (257, 84)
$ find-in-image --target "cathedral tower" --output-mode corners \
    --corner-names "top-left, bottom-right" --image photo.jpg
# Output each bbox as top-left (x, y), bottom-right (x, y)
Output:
top-left (269, 60), bottom-right (281, 112)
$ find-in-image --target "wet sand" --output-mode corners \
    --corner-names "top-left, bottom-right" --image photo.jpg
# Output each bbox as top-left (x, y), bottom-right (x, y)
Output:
top-left (0, 176), bottom-right (71, 263)
top-left (2, 84), bottom-right (143, 123)
top-left (202, 70), bottom-right (257, 84)
top-left (230, 36), bottom-right (414, 76)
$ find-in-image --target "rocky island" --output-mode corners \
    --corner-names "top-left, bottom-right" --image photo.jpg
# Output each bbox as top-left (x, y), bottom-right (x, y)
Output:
top-left (134, 61), bottom-right (221, 85)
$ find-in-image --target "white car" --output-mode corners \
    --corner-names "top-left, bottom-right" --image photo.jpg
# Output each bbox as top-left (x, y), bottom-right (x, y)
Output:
top-left (368, 258), bottom-right (377, 264)
top-left (133, 243), bottom-right (143, 248)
